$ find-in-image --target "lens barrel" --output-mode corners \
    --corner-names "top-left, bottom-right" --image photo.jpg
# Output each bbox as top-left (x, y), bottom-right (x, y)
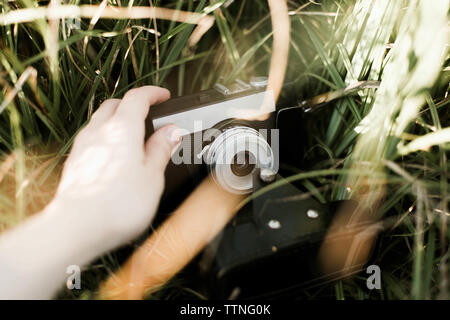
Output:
top-left (204, 126), bottom-right (276, 194)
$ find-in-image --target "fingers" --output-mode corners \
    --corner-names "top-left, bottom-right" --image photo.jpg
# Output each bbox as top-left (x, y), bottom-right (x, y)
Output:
top-left (114, 86), bottom-right (170, 123)
top-left (90, 86), bottom-right (170, 131)
top-left (110, 86), bottom-right (170, 144)
top-left (88, 99), bottom-right (121, 128)
top-left (144, 125), bottom-right (183, 172)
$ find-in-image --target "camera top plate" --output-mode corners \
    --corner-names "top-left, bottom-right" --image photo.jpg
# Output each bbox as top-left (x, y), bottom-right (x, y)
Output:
top-left (147, 79), bottom-right (275, 135)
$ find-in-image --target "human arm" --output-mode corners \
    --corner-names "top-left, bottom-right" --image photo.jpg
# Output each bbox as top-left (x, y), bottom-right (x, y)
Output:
top-left (0, 86), bottom-right (182, 299)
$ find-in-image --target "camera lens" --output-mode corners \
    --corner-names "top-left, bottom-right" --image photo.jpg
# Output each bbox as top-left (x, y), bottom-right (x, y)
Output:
top-left (205, 126), bottom-right (277, 194)
top-left (230, 151), bottom-right (256, 177)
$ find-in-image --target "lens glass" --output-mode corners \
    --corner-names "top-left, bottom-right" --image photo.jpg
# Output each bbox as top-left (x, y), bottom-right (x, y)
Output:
top-left (230, 151), bottom-right (256, 177)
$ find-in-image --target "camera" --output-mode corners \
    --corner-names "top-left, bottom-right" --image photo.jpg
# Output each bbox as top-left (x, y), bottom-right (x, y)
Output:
top-left (146, 78), bottom-right (367, 299)
top-left (146, 77), bottom-right (280, 203)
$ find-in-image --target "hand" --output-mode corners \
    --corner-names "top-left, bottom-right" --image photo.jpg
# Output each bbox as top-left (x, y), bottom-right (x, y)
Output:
top-left (0, 86), bottom-right (185, 299)
top-left (52, 86), bottom-right (182, 250)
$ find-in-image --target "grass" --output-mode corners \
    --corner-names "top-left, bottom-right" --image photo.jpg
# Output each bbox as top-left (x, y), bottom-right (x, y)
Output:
top-left (0, 0), bottom-right (449, 300)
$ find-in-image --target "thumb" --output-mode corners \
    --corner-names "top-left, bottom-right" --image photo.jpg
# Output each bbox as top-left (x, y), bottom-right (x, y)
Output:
top-left (145, 125), bottom-right (183, 172)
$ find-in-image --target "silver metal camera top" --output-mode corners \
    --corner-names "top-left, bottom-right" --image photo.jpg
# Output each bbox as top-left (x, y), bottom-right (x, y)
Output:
top-left (214, 83), bottom-right (231, 95)
top-left (152, 88), bottom-right (275, 135)
top-left (250, 76), bottom-right (268, 88)
top-left (213, 77), bottom-right (267, 97)
top-left (214, 79), bottom-right (252, 96)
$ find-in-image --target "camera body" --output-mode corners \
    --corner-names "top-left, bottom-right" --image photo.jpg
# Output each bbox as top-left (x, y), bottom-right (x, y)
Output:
top-left (146, 79), bottom-right (364, 299)
top-left (146, 78), bottom-right (281, 211)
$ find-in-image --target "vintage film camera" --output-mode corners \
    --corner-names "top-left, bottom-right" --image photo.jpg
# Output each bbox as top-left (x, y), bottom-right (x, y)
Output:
top-left (146, 78), bottom-right (365, 299)
top-left (147, 77), bottom-right (282, 204)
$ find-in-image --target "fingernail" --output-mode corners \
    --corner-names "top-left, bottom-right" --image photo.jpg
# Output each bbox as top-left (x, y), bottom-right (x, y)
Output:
top-left (165, 125), bottom-right (183, 146)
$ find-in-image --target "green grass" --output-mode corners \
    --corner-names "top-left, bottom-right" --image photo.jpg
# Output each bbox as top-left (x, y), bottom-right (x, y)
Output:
top-left (0, 0), bottom-right (449, 300)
